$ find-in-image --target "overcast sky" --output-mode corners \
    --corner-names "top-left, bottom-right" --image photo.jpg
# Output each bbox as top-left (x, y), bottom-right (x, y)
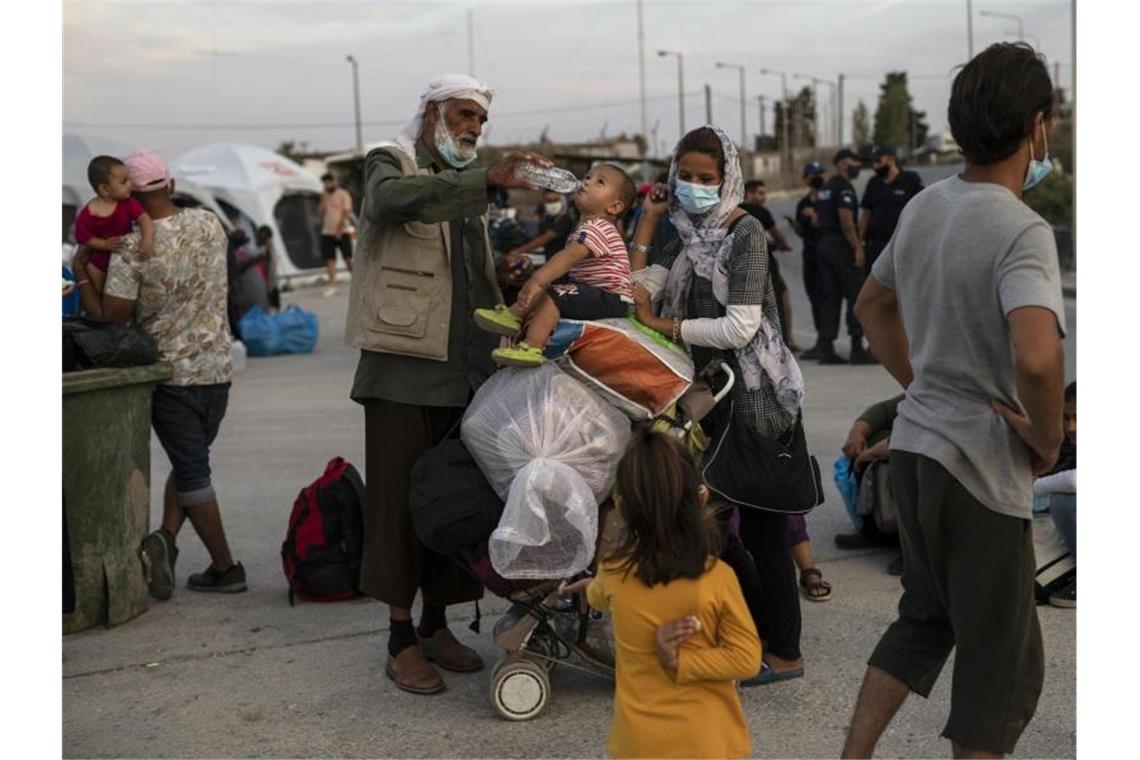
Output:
top-left (63, 0), bottom-right (1073, 160)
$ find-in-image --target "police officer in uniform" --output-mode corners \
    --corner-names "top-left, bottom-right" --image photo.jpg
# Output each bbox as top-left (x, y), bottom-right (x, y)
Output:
top-left (859, 144), bottom-right (924, 276)
top-left (813, 148), bottom-right (876, 365)
top-left (787, 161), bottom-right (826, 358)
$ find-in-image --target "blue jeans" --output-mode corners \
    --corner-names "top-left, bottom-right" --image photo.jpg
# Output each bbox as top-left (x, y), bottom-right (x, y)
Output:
top-left (1048, 493), bottom-right (1077, 563)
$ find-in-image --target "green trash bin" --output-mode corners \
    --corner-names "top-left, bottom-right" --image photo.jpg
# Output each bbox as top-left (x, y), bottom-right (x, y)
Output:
top-left (63, 363), bottom-right (172, 634)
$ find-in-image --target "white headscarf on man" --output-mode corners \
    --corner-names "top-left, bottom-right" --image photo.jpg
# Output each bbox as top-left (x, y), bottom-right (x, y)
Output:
top-left (394, 74), bottom-right (495, 165)
top-left (661, 124), bottom-right (804, 418)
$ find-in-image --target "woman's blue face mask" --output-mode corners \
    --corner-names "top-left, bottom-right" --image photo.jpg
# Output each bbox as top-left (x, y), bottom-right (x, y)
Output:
top-left (675, 179), bottom-right (721, 214)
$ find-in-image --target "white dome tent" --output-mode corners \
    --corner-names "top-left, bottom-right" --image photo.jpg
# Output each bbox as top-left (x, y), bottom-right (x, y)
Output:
top-left (62, 133), bottom-right (230, 244)
top-left (174, 143), bottom-right (325, 280)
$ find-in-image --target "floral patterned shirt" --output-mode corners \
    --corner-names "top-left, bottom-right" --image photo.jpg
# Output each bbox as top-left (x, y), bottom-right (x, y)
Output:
top-left (105, 208), bottom-right (232, 386)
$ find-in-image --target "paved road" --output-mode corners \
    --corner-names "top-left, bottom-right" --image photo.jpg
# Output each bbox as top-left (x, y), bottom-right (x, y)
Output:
top-left (62, 248), bottom-right (1076, 757)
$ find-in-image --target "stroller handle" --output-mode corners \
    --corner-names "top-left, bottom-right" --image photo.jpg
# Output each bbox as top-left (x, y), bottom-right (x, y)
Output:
top-left (710, 362), bottom-right (735, 405)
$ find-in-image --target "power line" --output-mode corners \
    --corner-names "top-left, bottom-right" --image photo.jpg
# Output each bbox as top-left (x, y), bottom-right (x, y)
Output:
top-left (64, 92), bottom-right (702, 132)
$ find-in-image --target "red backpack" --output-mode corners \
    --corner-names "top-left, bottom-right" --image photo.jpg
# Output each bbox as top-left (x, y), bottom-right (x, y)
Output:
top-left (281, 457), bottom-right (366, 605)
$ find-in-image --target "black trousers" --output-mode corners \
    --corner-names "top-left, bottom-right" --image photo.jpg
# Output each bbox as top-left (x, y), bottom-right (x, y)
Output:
top-left (868, 451), bottom-right (1043, 754)
top-left (801, 244), bottom-right (822, 332)
top-left (865, 238), bottom-right (889, 279)
top-left (719, 509), bottom-right (802, 661)
top-left (360, 399), bottom-right (483, 610)
top-left (817, 231), bottom-right (864, 342)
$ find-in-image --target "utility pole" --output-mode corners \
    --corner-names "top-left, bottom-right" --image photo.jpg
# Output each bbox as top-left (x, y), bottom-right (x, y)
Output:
top-left (967, 0), bottom-right (974, 60)
top-left (838, 73), bottom-right (845, 146)
top-left (346, 54), bottom-right (362, 155)
top-left (658, 50), bottom-right (685, 140)
top-left (757, 95), bottom-right (767, 142)
top-left (636, 0), bottom-right (648, 180)
top-left (467, 10), bottom-right (474, 76)
top-left (704, 84), bottom-right (712, 125)
top-left (715, 62), bottom-right (747, 150)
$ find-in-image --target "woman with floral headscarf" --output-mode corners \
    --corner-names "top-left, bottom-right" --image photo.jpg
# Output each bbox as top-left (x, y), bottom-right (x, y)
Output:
top-left (630, 125), bottom-right (807, 686)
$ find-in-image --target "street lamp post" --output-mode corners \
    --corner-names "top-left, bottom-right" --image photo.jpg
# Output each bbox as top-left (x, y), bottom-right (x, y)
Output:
top-left (1006, 30), bottom-right (1041, 48)
top-left (760, 68), bottom-right (791, 174)
top-left (794, 73), bottom-right (838, 148)
top-left (345, 54), bottom-right (362, 155)
top-left (980, 9), bottom-right (1023, 40)
top-left (658, 50), bottom-right (685, 139)
top-left (716, 61), bottom-right (747, 151)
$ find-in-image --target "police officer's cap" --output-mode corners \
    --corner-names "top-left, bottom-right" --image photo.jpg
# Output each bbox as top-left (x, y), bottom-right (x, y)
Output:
top-left (833, 148), bottom-right (862, 165)
top-left (870, 144), bottom-right (896, 160)
top-left (803, 161), bottom-right (825, 178)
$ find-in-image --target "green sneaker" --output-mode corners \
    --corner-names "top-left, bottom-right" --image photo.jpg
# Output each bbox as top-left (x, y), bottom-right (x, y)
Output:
top-left (474, 305), bottom-right (523, 336)
top-left (492, 342), bottom-right (545, 368)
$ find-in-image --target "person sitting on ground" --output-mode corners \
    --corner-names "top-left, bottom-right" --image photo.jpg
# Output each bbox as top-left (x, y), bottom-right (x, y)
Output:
top-left (835, 394), bottom-right (905, 573)
top-left (788, 514), bottom-right (831, 601)
top-left (473, 163), bottom-right (636, 367)
top-left (254, 225), bottom-right (280, 310)
top-left (566, 429), bottom-right (761, 759)
top-left (74, 155), bottom-right (155, 295)
top-left (1035, 380), bottom-right (1076, 608)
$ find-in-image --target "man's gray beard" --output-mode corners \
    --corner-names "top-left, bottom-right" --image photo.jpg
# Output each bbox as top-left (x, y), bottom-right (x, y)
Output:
top-left (434, 118), bottom-right (477, 162)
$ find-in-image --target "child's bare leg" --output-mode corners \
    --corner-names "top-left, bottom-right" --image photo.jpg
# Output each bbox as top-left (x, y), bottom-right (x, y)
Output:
top-left (86, 264), bottom-right (106, 295)
top-left (521, 293), bottom-right (560, 348)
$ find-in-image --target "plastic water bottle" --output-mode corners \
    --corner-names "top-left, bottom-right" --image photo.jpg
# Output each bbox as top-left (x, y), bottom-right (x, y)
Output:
top-left (231, 339), bottom-right (248, 374)
top-left (513, 162), bottom-right (580, 193)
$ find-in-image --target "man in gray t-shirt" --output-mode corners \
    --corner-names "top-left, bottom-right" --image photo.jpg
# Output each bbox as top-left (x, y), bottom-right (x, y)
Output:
top-left (841, 43), bottom-right (1066, 759)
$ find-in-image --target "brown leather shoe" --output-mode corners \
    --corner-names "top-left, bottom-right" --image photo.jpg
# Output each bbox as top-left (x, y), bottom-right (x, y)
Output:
top-left (385, 645), bottom-right (446, 695)
top-left (420, 628), bottom-right (485, 673)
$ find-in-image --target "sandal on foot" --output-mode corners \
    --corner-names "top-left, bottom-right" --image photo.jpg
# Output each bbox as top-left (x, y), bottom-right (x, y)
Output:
top-left (799, 567), bottom-right (832, 602)
top-left (474, 305), bottom-right (523, 336)
top-left (492, 342), bottom-right (545, 367)
top-left (740, 662), bottom-right (805, 687)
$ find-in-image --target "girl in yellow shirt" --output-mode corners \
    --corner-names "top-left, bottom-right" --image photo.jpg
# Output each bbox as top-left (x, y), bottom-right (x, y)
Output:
top-left (572, 430), bottom-right (762, 759)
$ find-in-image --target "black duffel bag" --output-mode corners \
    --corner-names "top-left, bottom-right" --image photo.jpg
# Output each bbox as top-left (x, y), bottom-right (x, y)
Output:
top-left (63, 317), bottom-right (158, 372)
top-left (701, 400), bottom-right (825, 515)
top-left (410, 438), bottom-right (505, 562)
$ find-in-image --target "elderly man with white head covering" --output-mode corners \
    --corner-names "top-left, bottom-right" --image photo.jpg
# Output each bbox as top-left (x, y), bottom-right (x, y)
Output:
top-left (345, 74), bottom-right (551, 696)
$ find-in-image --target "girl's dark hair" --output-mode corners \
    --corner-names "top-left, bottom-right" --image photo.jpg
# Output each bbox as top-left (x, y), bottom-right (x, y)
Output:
top-left (1064, 381), bottom-right (1076, 403)
top-left (255, 224), bottom-right (274, 244)
top-left (607, 429), bottom-right (722, 587)
top-left (674, 127), bottom-right (726, 177)
top-left (948, 42), bottom-right (1054, 166)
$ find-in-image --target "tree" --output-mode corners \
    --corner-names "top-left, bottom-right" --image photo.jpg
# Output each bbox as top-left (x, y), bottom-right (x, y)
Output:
top-left (276, 140), bottom-right (310, 164)
top-left (852, 100), bottom-right (870, 148)
top-left (907, 108), bottom-right (929, 151)
top-left (773, 86), bottom-right (818, 149)
top-left (870, 72), bottom-right (916, 151)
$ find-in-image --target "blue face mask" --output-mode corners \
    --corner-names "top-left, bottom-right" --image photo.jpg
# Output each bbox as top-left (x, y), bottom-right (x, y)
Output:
top-left (434, 118), bottom-right (478, 169)
top-left (674, 179), bottom-right (721, 214)
top-left (1023, 123), bottom-right (1052, 191)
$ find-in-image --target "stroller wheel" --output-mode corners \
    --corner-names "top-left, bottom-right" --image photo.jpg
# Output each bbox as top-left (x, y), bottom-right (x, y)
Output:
top-left (491, 656), bottom-right (550, 721)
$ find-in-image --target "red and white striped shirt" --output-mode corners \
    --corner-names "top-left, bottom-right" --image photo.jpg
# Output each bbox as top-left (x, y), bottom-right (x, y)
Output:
top-left (566, 217), bottom-right (633, 300)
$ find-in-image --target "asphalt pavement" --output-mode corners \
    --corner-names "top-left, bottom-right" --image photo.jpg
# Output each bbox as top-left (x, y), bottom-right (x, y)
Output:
top-left (62, 197), bottom-right (1076, 757)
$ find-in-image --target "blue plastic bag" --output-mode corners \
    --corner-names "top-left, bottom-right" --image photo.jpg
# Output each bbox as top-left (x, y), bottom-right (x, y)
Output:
top-left (277, 305), bottom-right (319, 354)
top-left (62, 265), bottom-right (80, 318)
top-left (239, 305), bottom-right (283, 357)
top-left (833, 454), bottom-right (862, 531)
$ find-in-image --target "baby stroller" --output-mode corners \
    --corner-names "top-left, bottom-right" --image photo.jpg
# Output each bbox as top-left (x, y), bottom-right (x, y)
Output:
top-left (466, 360), bottom-right (737, 721)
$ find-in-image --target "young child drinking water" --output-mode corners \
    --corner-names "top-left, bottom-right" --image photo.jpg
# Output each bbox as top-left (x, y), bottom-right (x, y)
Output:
top-left (473, 163), bottom-right (635, 367)
top-left (74, 155), bottom-right (155, 294)
top-left (566, 430), bottom-right (761, 759)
